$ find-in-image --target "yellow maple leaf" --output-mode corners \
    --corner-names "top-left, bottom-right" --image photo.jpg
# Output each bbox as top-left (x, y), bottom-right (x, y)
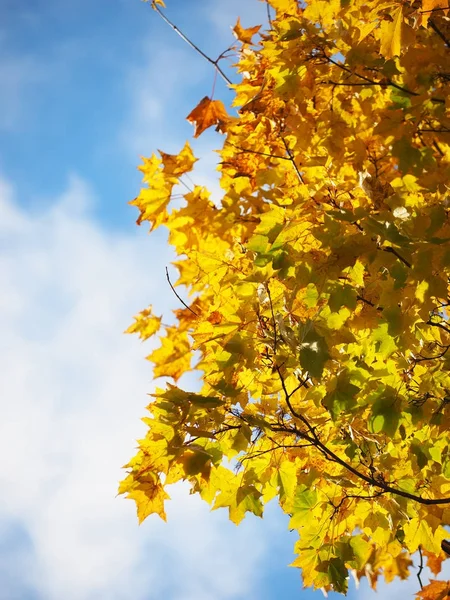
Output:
top-left (125, 306), bottom-right (161, 340)
top-left (403, 517), bottom-right (447, 555)
top-left (125, 476), bottom-right (170, 523)
top-left (186, 96), bottom-right (231, 138)
top-left (158, 141), bottom-right (197, 177)
top-left (148, 327), bottom-right (192, 381)
top-left (379, 7), bottom-right (404, 59)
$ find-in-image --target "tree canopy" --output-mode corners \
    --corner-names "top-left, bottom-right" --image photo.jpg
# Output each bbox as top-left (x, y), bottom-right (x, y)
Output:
top-left (120, 0), bottom-right (450, 595)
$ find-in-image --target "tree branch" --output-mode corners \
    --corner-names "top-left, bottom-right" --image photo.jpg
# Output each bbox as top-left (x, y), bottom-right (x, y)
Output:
top-left (323, 54), bottom-right (445, 104)
top-left (274, 365), bottom-right (450, 506)
top-left (430, 20), bottom-right (450, 49)
top-left (151, 3), bottom-right (233, 85)
top-left (417, 546), bottom-right (424, 590)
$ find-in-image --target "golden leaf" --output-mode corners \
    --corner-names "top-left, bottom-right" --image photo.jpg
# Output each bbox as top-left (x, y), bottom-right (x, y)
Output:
top-left (232, 17), bottom-right (261, 44)
top-left (125, 306), bottom-right (162, 340)
top-left (158, 141), bottom-right (197, 177)
top-left (379, 7), bottom-right (404, 59)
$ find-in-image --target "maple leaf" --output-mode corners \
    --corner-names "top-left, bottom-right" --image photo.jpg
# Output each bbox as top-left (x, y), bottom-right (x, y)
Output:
top-left (416, 579), bottom-right (450, 600)
top-left (126, 477), bottom-right (169, 523)
top-left (232, 17), bottom-right (261, 44)
top-left (379, 7), bottom-right (404, 59)
top-left (125, 306), bottom-right (161, 340)
top-left (158, 141), bottom-right (197, 176)
top-left (186, 96), bottom-right (231, 138)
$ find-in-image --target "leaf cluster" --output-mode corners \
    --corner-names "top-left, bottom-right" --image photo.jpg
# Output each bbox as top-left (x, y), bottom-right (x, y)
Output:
top-left (122, 0), bottom-right (450, 595)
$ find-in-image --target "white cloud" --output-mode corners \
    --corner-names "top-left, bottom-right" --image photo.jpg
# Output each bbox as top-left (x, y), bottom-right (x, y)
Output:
top-left (0, 174), bottom-right (271, 600)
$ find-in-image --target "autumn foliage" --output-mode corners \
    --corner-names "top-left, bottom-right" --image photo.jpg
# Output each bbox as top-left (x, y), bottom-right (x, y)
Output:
top-left (121, 0), bottom-right (450, 595)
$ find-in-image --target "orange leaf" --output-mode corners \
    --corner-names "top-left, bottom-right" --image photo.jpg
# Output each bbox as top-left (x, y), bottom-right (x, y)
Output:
top-left (207, 311), bottom-right (223, 325)
top-left (186, 96), bottom-right (231, 138)
top-left (421, 0), bottom-right (449, 26)
top-left (416, 579), bottom-right (450, 600)
top-left (232, 17), bottom-right (261, 44)
top-left (422, 549), bottom-right (446, 576)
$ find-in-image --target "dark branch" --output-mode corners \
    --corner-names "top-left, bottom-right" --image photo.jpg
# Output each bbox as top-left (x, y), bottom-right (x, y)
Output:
top-left (274, 366), bottom-right (450, 506)
top-left (417, 546), bottom-right (424, 590)
top-left (430, 20), bottom-right (450, 48)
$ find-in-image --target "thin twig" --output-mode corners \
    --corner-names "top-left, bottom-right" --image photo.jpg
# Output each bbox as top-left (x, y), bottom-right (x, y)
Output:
top-left (266, 282), bottom-right (278, 353)
top-left (282, 137), bottom-right (305, 184)
top-left (151, 3), bottom-right (232, 85)
top-left (266, 1), bottom-right (273, 27)
top-left (165, 267), bottom-right (198, 316)
top-left (417, 546), bottom-right (424, 590)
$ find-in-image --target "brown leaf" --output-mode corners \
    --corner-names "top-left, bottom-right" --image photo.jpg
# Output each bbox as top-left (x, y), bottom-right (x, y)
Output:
top-left (186, 96), bottom-right (231, 138)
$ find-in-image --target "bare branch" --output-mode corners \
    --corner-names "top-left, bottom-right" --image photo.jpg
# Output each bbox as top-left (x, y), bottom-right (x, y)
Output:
top-left (165, 266), bottom-right (198, 316)
top-left (417, 546), bottom-right (424, 590)
top-left (151, 3), bottom-right (233, 85)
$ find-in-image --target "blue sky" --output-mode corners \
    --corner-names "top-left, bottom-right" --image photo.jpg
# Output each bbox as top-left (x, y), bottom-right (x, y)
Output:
top-left (0, 1), bottom-right (442, 598)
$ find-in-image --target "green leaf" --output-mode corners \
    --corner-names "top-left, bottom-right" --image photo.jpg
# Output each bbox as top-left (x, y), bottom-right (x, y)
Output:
top-left (349, 535), bottom-right (372, 569)
top-left (247, 234), bottom-right (269, 253)
top-left (327, 557), bottom-right (348, 593)
top-left (389, 87), bottom-right (412, 109)
top-left (328, 283), bottom-right (357, 312)
top-left (368, 393), bottom-right (400, 437)
top-left (299, 322), bottom-right (330, 379)
top-left (289, 485), bottom-right (318, 529)
top-left (392, 137), bottom-right (421, 173)
top-left (304, 283), bottom-right (319, 308)
top-left (182, 448), bottom-right (212, 476)
top-left (323, 374), bottom-right (360, 420)
top-left (383, 306), bottom-right (403, 337)
top-left (189, 393), bottom-right (225, 408)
